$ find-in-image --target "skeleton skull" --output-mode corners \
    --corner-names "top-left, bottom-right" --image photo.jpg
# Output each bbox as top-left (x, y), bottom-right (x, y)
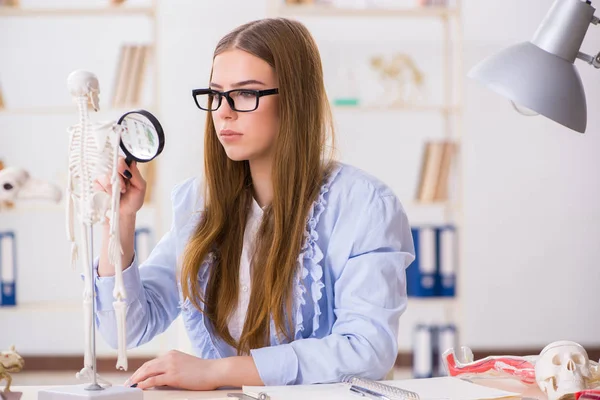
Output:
top-left (67, 70), bottom-right (100, 111)
top-left (535, 340), bottom-right (591, 400)
top-left (0, 167), bottom-right (62, 205)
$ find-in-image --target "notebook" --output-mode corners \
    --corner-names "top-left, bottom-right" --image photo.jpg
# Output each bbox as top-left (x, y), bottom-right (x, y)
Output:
top-left (242, 376), bottom-right (520, 400)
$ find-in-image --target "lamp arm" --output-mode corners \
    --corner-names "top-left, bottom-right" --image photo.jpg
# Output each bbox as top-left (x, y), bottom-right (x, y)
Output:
top-left (575, 14), bottom-right (600, 68)
top-left (576, 51), bottom-right (600, 67)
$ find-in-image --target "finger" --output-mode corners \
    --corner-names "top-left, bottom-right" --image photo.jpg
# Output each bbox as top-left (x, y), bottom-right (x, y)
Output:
top-left (95, 175), bottom-right (111, 193)
top-left (116, 173), bottom-right (128, 194)
top-left (128, 358), bottom-right (164, 386)
top-left (93, 179), bottom-right (105, 193)
top-left (117, 158), bottom-right (145, 189)
top-left (136, 373), bottom-right (169, 390)
top-left (107, 171), bottom-right (127, 195)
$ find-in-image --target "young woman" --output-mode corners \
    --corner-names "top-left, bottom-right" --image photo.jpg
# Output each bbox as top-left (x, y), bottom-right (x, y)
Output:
top-left (94, 17), bottom-right (415, 391)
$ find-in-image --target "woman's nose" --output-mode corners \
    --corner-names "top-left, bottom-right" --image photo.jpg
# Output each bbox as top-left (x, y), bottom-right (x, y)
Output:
top-left (215, 97), bottom-right (236, 119)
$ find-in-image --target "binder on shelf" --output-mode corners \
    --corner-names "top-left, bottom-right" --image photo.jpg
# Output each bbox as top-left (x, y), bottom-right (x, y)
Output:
top-left (134, 227), bottom-right (153, 263)
top-left (413, 323), bottom-right (459, 378)
top-left (437, 324), bottom-right (458, 376)
top-left (0, 231), bottom-right (16, 306)
top-left (436, 225), bottom-right (457, 297)
top-left (111, 44), bottom-right (151, 108)
top-left (407, 226), bottom-right (437, 297)
top-left (408, 225), bottom-right (458, 297)
top-left (412, 323), bottom-right (434, 378)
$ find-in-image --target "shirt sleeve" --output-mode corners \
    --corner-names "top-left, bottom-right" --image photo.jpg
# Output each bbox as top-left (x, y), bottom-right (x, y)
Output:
top-left (250, 193), bottom-right (415, 386)
top-left (93, 179), bottom-right (195, 350)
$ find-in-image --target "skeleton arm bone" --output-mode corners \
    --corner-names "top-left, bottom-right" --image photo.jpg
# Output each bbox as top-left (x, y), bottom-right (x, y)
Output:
top-left (66, 127), bottom-right (78, 270)
top-left (107, 125), bottom-right (128, 371)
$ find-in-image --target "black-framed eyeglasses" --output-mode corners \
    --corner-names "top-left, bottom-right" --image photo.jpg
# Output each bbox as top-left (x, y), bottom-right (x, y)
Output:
top-left (192, 88), bottom-right (279, 112)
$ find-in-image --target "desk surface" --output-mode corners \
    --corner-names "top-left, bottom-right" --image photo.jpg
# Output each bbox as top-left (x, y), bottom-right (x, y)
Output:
top-left (10, 379), bottom-right (547, 400)
top-left (10, 386), bottom-right (238, 400)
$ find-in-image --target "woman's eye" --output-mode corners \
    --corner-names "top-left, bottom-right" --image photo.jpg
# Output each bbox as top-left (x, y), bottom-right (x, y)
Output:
top-left (239, 91), bottom-right (255, 98)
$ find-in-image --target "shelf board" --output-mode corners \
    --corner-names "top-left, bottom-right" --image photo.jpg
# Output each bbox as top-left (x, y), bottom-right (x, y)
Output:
top-left (277, 4), bottom-right (457, 18)
top-left (332, 104), bottom-right (461, 113)
top-left (0, 6), bottom-right (154, 17)
top-left (0, 301), bottom-right (81, 313)
top-left (408, 296), bottom-right (457, 305)
top-left (0, 105), bottom-right (156, 116)
top-left (1, 202), bottom-right (157, 215)
top-left (1, 202), bottom-right (64, 214)
top-left (409, 200), bottom-right (461, 208)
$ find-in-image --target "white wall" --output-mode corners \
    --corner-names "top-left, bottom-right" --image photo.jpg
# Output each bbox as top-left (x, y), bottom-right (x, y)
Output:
top-left (461, 0), bottom-right (600, 348)
top-left (1, 0), bottom-right (599, 358)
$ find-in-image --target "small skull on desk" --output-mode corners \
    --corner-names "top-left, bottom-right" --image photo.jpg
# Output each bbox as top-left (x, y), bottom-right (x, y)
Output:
top-left (534, 340), bottom-right (593, 400)
top-left (0, 167), bottom-right (62, 210)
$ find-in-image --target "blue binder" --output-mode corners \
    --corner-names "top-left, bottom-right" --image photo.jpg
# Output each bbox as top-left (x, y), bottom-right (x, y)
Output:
top-left (0, 231), bottom-right (17, 306)
top-left (407, 226), bottom-right (437, 297)
top-left (435, 225), bottom-right (457, 297)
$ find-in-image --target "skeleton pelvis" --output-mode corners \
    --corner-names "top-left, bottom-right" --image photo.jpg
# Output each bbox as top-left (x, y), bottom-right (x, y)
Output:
top-left (89, 191), bottom-right (111, 223)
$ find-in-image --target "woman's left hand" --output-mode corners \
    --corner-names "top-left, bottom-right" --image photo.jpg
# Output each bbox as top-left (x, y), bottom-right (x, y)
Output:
top-left (125, 350), bottom-right (223, 390)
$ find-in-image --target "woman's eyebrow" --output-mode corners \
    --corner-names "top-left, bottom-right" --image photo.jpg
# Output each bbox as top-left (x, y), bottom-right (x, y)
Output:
top-left (210, 80), bottom-right (266, 89)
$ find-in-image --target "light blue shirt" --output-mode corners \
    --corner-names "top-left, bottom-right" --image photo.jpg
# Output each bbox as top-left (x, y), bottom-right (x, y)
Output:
top-left (94, 162), bottom-right (415, 386)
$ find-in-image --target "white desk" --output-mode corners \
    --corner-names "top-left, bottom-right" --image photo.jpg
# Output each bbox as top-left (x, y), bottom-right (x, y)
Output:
top-left (10, 379), bottom-right (547, 400)
top-left (9, 386), bottom-right (238, 400)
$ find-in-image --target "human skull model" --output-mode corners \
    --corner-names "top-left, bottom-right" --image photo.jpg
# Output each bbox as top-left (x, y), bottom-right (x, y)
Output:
top-left (535, 340), bottom-right (591, 400)
top-left (0, 167), bottom-right (61, 206)
top-left (67, 70), bottom-right (100, 111)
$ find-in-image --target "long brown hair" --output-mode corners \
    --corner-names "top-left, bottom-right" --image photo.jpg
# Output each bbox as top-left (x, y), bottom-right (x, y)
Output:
top-left (181, 18), bottom-right (335, 354)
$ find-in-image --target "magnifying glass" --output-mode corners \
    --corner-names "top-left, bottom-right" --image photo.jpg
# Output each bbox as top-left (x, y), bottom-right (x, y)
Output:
top-left (117, 109), bottom-right (165, 167)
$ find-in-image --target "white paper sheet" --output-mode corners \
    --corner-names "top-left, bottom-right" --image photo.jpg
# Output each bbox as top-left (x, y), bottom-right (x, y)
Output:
top-left (242, 376), bottom-right (521, 400)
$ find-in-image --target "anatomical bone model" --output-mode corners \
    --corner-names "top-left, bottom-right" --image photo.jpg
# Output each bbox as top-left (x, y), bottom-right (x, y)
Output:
top-left (443, 340), bottom-right (600, 400)
top-left (0, 346), bottom-right (24, 395)
top-left (0, 166), bottom-right (61, 210)
top-left (66, 70), bottom-right (128, 384)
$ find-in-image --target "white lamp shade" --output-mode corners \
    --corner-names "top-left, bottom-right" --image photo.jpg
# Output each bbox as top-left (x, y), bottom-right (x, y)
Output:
top-left (468, 41), bottom-right (587, 133)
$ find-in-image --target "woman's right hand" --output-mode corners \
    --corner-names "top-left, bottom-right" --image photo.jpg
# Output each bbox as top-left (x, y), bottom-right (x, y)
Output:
top-left (93, 157), bottom-right (147, 217)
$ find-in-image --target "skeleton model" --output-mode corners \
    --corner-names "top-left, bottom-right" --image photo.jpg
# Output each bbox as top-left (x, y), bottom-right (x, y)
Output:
top-left (0, 166), bottom-right (61, 210)
top-left (370, 53), bottom-right (425, 106)
top-left (66, 70), bottom-right (128, 385)
top-left (0, 346), bottom-right (24, 394)
top-left (443, 341), bottom-right (600, 400)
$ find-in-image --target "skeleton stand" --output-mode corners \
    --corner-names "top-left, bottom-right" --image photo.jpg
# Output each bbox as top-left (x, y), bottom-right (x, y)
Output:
top-left (86, 227), bottom-right (101, 392)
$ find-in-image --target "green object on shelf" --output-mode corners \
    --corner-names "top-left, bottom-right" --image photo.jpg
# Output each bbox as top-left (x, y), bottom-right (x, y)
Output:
top-left (333, 98), bottom-right (359, 107)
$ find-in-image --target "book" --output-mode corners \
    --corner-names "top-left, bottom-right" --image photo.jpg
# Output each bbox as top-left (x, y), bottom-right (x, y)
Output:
top-left (112, 45), bottom-right (133, 108)
top-left (416, 141), bottom-right (444, 202)
top-left (241, 376), bottom-right (519, 400)
top-left (415, 141), bottom-right (456, 203)
top-left (433, 141), bottom-right (456, 202)
top-left (112, 44), bottom-right (151, 108)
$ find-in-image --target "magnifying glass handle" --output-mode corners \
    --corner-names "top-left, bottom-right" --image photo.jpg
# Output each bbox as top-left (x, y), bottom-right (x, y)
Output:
top-left (125, 157), bottom-right (133, 167)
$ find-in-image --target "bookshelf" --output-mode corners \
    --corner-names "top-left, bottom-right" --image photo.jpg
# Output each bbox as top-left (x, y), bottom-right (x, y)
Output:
top-left (0, 6), bottom-right (154, 16)
top-left (274, 4), bottom-right (457, 18)
top-left (267, 0), bottom-right (465, 376)
top-left (0, 0), bottom-right (167, 358)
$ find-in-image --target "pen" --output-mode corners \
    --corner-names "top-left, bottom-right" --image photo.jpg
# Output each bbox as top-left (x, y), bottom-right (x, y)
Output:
top-left (349, 385), bottom-right (392, 400)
